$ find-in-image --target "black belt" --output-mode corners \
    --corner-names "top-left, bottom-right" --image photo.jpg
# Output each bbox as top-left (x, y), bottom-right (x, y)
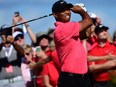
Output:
top-left (61, 72), bottom-right (88, 78)
top-left (95, 81), bottom-right (109, 83)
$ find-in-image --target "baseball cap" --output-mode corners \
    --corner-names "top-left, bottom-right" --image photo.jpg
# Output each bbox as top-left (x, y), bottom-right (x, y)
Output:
top-left (95, 24), bottom-right (109, 34)
top-left (52, 0), bottom-right (73, 13)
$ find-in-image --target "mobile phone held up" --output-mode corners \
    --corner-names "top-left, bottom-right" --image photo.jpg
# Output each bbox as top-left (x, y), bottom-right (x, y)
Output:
top-left (14, 11), bottom-right (20, 17)
top-left (36, 46), bottom-right (41, 52)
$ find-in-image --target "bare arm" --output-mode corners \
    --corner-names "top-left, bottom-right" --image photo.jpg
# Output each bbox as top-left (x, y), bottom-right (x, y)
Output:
top-left (88, 55), bottom-right (116, 62)
top-left (25, 25), bottom-right (37, 43)
top-left (43, 75), bottom-right (53, 87)
top-left (20, 17), bottom-right (37, 43)
top-left (12, 43), bottom-right (24, 56)
top-left (7, 35), bottom-right (24, 56)
top-left (70, 5), bottom-right (93, 32)
top-left (29, 57), bottom-right (51, 70)
top-left (89, 60), bottom-right (116, 73)
top-left (11, 15), bottom-right (21, 33)
top-left (12, 15), bottom-right (37, 43)
top-left (29, 50), bottom-right (52, 70)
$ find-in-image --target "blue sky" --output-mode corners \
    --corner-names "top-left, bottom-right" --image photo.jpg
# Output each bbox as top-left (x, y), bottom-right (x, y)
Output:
top-left (0, 0), bottom-right (116, 44)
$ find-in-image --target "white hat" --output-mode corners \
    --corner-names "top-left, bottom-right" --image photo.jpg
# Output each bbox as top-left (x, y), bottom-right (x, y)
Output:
top-left (88, 13), bottom-right (97, 18)
top-left (12, 31), bottom-right (23, 38)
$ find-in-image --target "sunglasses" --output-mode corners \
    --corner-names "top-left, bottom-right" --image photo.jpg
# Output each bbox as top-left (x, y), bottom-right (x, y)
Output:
top-left (14, 34), bottom-right (24, 41)
top-left (25, 53), bottom-right (30, 55)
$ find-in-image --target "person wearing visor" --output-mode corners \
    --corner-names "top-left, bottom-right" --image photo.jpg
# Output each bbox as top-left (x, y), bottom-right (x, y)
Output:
top-left (15, 34), bottom-right (24, 41)
top-left (13, 30), bottom-right (25, 47)
top-left (51, 0), bottom-right (93, 87)
top-left (12, 13), bottom-right (37, 46)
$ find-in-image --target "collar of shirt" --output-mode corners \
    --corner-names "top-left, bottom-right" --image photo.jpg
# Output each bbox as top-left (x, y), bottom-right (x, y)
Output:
top-left (98, 41), bottom-right (110, 48)
top-left (54, 22), bottom-right (64, 26)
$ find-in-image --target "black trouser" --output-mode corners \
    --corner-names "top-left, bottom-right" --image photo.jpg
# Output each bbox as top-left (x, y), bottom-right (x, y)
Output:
top-left (58, 72), bottom-right (92, 87)
top-left (94, 81), bottom-right (110, 87)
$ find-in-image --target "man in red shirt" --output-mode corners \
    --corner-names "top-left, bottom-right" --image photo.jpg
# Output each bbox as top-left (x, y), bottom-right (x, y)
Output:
top-left (88, 24), bottom-right (116, 87)
top-left (52, 0), bottom-right (92, 87)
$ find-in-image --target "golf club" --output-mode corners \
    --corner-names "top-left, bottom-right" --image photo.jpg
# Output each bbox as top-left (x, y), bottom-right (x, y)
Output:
top-left (11, 13), bottom-right (53, 28)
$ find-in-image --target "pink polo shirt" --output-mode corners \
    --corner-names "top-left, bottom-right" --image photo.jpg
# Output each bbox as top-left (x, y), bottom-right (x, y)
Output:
top-left (50, 50), bottom-right (61, 73)
top-left (54, 22), bottom-right (88, 74)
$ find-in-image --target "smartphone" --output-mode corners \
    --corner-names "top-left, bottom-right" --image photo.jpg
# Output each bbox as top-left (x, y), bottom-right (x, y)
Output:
top-left (36, 46), bottom-right (41, 52)
top-left (14, 11), bottom-right (20, 17)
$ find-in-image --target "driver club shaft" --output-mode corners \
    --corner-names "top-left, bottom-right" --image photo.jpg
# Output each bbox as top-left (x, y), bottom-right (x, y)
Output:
top-left (10, 13), bottom-right (53, 28)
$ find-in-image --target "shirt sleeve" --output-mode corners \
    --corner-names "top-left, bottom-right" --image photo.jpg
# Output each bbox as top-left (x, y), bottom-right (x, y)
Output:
top-left (62, 22), bottom-right (80, 37)
top-left (50, 50), bottom-right (61, 72)
top-left (42, 64), bottom-right (49, 75)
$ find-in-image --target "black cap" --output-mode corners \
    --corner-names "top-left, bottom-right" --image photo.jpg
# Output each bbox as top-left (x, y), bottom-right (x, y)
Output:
top-left (52, 0), bottom-right (73, 13)
top-left (95, 24), bottom-right (109, 34)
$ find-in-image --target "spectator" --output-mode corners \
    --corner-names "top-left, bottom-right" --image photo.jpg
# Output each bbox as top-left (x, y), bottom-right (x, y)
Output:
top-left (42, 58), bottom-right (59, 87)
top-left (12, 14), bottom-right (37, 87)
top-left (0, 13), bottom-right (37, 87)
top-left (0, 34), bottom-right (26, 87)
top-left (41, 40), bottom-right (59, 87)
top-left (12, 13), bottom-right (36, 45)
top-left (51, 0), bottom-right (92, 87)
top-left (79, 13), bottom-right (98, 55)
top-left (21, 44), bottom-right (34, 87)
top-left (49, 40), bottom-right (55, 51)
top-left (29, 34), bottom-right (60, 87)
top-left (47, 28), bottom-right (55, 39)
top-left (88, 24), bottom-right (116, 87)
top-left (86, 13), bottom-right (113, 52)
top-left (13, 29), bottom-right (25, 47)
top-left (32, 32), bottom-right (52, 87)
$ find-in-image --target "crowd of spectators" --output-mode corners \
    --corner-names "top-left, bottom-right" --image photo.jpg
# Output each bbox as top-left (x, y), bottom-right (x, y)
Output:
top-left (0, 0), bottom-right (116, 87)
